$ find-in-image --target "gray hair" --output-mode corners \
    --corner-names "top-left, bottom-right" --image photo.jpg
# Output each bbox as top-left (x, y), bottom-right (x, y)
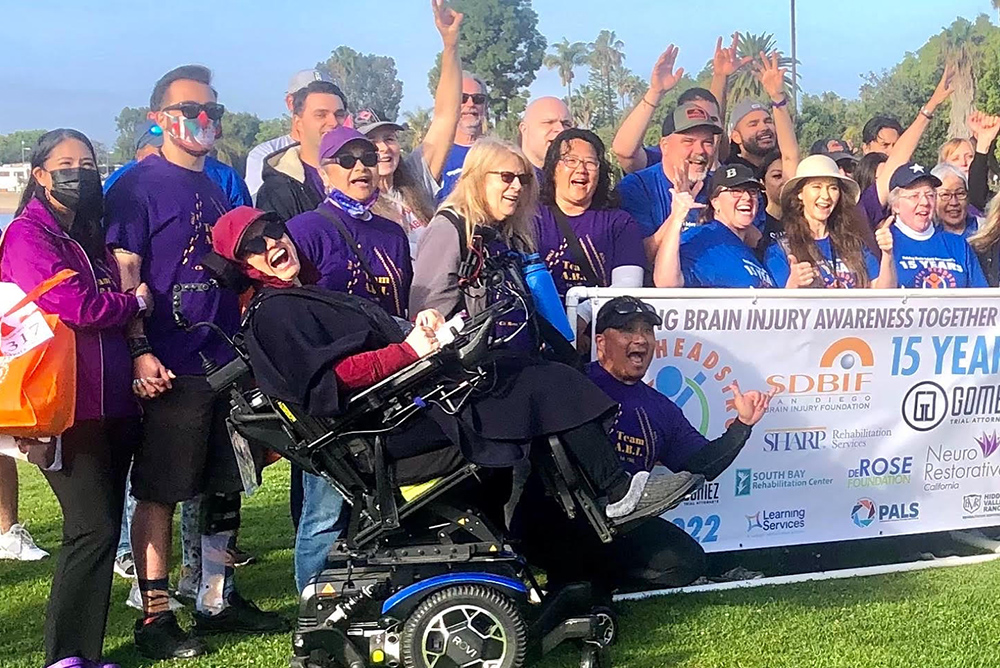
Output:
top-left (886, 187), bottom-right (904, 211)
top-left (930, 162), bottom-right (968, 189)
top-left (462, 71), bottom-right (488, 96)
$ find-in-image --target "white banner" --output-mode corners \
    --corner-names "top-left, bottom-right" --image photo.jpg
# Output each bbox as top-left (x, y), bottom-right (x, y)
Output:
top-left (574, 288), bottom-right (1000, 553)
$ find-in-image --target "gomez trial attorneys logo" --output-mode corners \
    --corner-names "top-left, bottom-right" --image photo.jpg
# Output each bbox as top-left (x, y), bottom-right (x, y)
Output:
top-left (901, 381), bottom-right (948, 432)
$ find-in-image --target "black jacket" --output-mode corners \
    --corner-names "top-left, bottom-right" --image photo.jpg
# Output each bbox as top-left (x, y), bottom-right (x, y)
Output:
top-left (254, 143), bottom-right (324, 223)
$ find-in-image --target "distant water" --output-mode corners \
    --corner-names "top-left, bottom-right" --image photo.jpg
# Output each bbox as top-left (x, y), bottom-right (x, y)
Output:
top-left (0, 213), bottom-right (12, 229)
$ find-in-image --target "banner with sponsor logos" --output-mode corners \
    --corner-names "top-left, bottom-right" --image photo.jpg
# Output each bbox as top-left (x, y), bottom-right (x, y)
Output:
top-left (579, 289), bottom-right (1000, 552)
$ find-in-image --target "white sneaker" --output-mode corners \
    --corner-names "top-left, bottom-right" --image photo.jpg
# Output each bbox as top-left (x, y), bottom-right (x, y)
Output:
top-left (125, 581), bottom-right (185, 611)
top-left (0, 523), bottom-right (49, 561)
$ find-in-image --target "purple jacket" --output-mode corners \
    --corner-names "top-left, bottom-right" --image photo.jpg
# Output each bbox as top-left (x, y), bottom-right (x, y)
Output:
top-left (0, 197), bottom-right (140, 422)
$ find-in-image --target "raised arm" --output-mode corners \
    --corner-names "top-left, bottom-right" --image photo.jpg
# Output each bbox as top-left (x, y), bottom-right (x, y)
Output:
top-left (756, 51), bottom-right (798, 181)
top-left (876, 65), bottom-right (955, 204)
top-left (710, 33), bottom-right (751, 165)
top-left (651, 189), bottom-right (701, 287)
top-left (612, 45), bottom-right (683, 174)
top-left (968, 110), bottom-right (1000, 212)
top-left (420, 0), bottom-right (464, 182)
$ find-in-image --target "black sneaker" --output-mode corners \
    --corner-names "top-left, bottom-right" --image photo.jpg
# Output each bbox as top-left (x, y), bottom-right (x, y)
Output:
top-left (193, 593), bottom-right (289, 635)
top-left (228, 545), bottom-right (257, 568)
top-left (134, 612), bottom-right (209, 659)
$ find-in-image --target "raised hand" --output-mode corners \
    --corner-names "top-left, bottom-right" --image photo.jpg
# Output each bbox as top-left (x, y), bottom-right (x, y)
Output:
top-left (755, 51), bottom-right (787, 102)
top-left (969, 109), bottom-right (1000, 146)
top-left (875, 223), bottom-right (893, 254)
top-left (668, 187), bottom-right (706, 225)
top-left (928, 63), bottom-right (956, 112)
top-left (727, 380), bottom-right (776, 426)
top-left (713, 32), bottom-right (752, 79)
top-left (649, 45), bottom-right (684, 95)
top-left (432, 0), bottom-right (463, 49)
top-left (785, 254), bottom-right (818, 289)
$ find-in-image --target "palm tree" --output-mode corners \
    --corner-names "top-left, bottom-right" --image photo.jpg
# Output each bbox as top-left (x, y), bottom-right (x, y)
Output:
top-left (617, 72), bottom-right (647, 110)
top-left (402, 107), bottom-right (433, 150)
top-left (941, 18), bottom-right (983, 139)
top-left (568, 88), bottom-right (597, 129)
top-left (994, 0), bottom-right (1000, 23)
top-left (544, 38), bottom-right (589, 114)
top-left (588, 30), bottom-right (626, 126)
top-left (724, 32), bottom-right (797, 108)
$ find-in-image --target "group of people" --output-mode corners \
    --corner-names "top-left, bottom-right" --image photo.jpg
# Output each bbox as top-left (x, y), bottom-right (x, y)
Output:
top-left (2, 5), bottom-right (999, 668)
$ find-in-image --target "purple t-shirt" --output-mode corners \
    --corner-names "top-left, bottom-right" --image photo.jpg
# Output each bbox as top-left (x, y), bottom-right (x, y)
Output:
top-left (858, 184), bottom-right (887, 228)
top-left (105, 155), bottom-right (238, 375)
top-left (586, 362), bottom-right (708, 475)
top-left (534, 206), bottom-right (646, 298)
top-left (287, 201), bottom-right (412, 318)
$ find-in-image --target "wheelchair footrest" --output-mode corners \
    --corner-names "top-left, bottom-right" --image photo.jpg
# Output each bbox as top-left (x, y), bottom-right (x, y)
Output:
top-left (540, 616), bottom-right (603, 655)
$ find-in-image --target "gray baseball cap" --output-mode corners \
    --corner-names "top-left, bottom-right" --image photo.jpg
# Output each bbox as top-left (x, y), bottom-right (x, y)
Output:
top-left (728, 99), bottom-right (770, 134)
top-left (661, 102), bottom-right (724, 137)
top-left (287, 69), bottom-right (328, 95)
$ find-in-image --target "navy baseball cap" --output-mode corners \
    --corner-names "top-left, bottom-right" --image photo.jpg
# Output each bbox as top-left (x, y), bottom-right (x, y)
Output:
top-left (890, 162), bottom-right (942, 191)
top-left (134, 120), bottom-right (163, 153)
top-left (596, 297), bottom-right (661, 334)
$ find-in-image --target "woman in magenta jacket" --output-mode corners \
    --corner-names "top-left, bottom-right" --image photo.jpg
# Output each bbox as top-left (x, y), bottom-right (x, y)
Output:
top-left (0, 129), bottom-right (152, 668)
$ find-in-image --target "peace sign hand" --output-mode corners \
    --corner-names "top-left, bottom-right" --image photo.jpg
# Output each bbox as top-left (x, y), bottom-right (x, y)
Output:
top-left (755, 50), bottom-right (787, 102)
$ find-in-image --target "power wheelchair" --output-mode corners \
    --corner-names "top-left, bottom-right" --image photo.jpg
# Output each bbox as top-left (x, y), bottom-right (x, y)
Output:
top-left (199, 251), bottom-right (703, 668)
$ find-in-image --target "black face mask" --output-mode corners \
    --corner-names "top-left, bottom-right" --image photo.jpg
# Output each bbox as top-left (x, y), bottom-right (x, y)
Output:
top-left (48, 168), bottom-right (103, 214)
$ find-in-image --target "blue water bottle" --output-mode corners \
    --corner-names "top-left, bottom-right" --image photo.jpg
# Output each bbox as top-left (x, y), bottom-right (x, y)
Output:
top-left (521, 253), bottom-right (575, 342)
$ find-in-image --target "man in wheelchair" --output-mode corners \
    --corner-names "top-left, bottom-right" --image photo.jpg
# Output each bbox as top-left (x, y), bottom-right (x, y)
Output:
top-left (203, 207), bottom-right (707, 668)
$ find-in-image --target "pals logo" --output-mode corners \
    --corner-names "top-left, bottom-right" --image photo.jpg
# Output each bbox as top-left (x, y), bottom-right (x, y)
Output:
top-left (767, 338), bottom-right (874, 414)
top-left (852, 497), bottom-right (919, 528)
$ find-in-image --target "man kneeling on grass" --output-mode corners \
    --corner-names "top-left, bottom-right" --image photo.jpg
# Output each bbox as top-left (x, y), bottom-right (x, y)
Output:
top-left (517, 296), bottom-right (774, 598)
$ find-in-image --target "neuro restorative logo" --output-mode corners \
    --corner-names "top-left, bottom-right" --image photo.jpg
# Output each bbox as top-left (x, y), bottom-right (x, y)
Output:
top-left (767, 337), bottom-right (875, 414)
top-left (745, 507), bottom-right (807, 536)
top-left (852, 497), bottom-right (919, 528)
top-left (923, 431), bottom-right (1000, 492)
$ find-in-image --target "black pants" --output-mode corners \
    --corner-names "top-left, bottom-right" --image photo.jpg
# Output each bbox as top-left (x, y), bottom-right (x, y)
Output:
top-left (42, 417), bottom-right (140, 665)
top-left (513, 476), bottom-right (705, 599)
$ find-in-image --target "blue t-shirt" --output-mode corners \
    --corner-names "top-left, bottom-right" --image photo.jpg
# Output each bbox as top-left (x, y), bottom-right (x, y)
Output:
top-left (643, 145), bottom-right (663, 167)
top-left (585, 362), bottom-right (708, 475)
top-left (891, 223), bottom-right (987, 288)
top-left (679, 221), bottom-right (775, 288)
top-left (436, 144), bottom-right (472, 203)
top-left (618, 164), bottom-right (710, 238)
top-left (764, 236), bottom-right (881, 289)
top-left (105, 156), bottom-right (251, 210)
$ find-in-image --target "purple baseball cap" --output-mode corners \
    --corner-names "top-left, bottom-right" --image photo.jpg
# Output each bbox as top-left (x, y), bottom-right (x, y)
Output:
top-left (318, 126), bottom-right (375, 162)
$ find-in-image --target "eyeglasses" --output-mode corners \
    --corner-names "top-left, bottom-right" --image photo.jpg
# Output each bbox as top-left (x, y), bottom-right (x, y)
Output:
top-left (559, 156), bottom-right (600, 172)
top-left (489, 171), bottom-right (531, 185)
top-left (162, 102), bottom-right (226, 121)
top-left (237, 219), bottom-right (287, 259)
top-left (462, 93), bottom-right (487, 105)
top-left (899, 190), bottom-right (937, 203)
top-left (327, 152), bottom-right (379, 169)
top-left (717, 186), bottom-right (758, 197)
top-left (937, 190), bottom-right (968, 203)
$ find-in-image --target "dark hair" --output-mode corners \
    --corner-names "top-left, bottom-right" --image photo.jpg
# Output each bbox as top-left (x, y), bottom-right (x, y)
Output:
top-left (678, 87), bottom-right (719, 109)
top-left (862, 116), bottom-right (904, 145)
top-left (539, 128), bottom-right (618, 210)
top-left (15, 129), bottom-right (105, 262)
top-left (854, 152), bottom-right (887, 194)
top-left (779, 178), bottom-right (872, 287)
top-left (371, 155), bottom-right (436, 230)
top-left (150, 65), bottom-right (215, 111)
top-left (760, 149), bottom-right (782, 176)
top-left (291, 81), bottom-right (348, 116)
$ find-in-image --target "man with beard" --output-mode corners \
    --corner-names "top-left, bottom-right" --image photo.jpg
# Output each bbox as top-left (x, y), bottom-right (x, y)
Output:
top-left (727, 99), bottom-right (777, 171)
top-left (435, 71), bottom-right (488, 201)
top-left (106, 65), bottom-right (286, 659)
top-left (618, 102), bottom-right (723, 261)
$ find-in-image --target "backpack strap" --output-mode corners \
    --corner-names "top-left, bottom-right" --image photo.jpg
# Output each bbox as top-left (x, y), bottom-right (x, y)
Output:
top-left (315, 206), bottom-right (379, 284)
top-left (548, 205), bottom-right (603, 286)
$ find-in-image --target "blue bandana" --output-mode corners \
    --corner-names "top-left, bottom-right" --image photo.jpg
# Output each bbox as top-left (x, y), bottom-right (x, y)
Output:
top-left (327, 188), bottom-right (380, 220)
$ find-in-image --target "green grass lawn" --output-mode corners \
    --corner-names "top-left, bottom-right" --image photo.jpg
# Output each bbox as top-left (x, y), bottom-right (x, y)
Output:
top-left (2, 460), bottom-right (995, 668)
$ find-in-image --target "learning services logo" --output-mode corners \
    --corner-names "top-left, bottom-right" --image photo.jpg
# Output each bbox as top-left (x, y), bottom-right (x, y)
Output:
top-left (767, 337), bottom-right (875, 415)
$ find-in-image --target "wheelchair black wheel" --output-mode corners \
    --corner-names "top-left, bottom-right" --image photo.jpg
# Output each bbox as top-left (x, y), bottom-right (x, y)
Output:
top-left (400, 584), bottom-right (527, 668)
top-left (591, 605), bottom-right (617, 647)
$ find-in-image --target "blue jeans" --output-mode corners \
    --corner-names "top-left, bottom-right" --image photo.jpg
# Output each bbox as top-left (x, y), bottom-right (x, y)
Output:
top-left (294, 472), bottom-right (345, 592)
top-left (116, 471), bottom-right (136, 559)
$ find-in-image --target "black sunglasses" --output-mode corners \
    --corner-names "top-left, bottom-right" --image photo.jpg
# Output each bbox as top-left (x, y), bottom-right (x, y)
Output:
top-left (489, 171), bottom-right (531, 185)
top-left (163, 102), bottom-right (226, 121)
top-left (609, 297), bottom-right (657, 317)
top-left (462, 93), bottom-right (487, 105)
top-left (237, 219), bottom-right (287, 258)
top-left (328, 152), bottom-right (379, 170)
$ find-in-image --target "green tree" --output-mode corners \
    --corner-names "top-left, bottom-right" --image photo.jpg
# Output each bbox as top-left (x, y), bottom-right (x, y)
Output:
top-left (544, 38), bottom-right (589, 114)
top-left (937, 16), bottom-right (989, 139)
top-left (721, 32), bottom-right (796, 107)
top-left (428, 0), bottom-right (546, 125)
top-left (795, 92), bottom-right (860, 152)
top-left (402, 107), bottom-right (433, 151)
top-left (0, 130), bottom-right (48, 164)
top-left (255, 116), bottom-right (290, 145)
top-left (588, 30), bottom-right (626, 126)
top-left (318, 46), bottom-right (404, 120)
top-left (215, 111), bottom-right (262, 178)
top-left (112, 106), bottom-right (150, 162)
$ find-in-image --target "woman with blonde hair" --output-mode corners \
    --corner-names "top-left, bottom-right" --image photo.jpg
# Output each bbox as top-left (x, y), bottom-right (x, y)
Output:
top-left (410, 137), bottom-right (538, 330)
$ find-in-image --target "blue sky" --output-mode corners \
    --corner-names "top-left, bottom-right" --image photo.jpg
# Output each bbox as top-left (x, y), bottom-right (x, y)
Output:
top-left (0, 0), bottom-right (991, 144)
